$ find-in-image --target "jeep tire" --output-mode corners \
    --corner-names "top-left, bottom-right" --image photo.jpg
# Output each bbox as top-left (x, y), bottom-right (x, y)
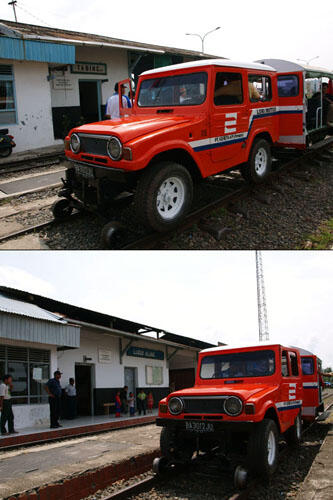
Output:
top-left (241, 138), bottom-right (272, 184)
top-left (134, 162), bottom-right (193, 232)
top-left (247, 419), bottom-right (279, 478)
top-left (285, 412), bottom-right (302, 446)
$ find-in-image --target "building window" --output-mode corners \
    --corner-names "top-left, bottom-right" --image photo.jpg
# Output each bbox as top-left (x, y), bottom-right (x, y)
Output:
top-left (0, 345), bottom-right (50, 404)
top-left (248, 75), bottom-right (272, 102)
top-left (0, 65), bottom-right (16, 125)
top-left (214, 72), bottom-right (243, 106)
top-left (146, 366), bottom-right (163, 385)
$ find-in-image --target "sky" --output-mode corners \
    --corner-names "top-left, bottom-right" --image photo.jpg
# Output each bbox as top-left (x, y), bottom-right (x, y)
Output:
top-left (1, 0), bottom-right (333, 69)
top-left (0, 251), bottom-right (332, 368)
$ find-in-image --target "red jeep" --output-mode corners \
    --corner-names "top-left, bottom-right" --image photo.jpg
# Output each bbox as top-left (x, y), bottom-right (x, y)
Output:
top-left (156, 344), bottom-right (304, 480)
top-left (59, 59), bottom-right (280, 233)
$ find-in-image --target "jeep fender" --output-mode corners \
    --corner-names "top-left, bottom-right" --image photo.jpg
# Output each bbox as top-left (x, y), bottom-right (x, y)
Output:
top-left (246, 129), bottom-right (274, 159)
top-left (257, 401), bottom-right (281, 433)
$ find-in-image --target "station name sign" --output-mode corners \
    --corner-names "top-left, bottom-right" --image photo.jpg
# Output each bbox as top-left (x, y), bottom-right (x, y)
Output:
top-left (71, 62), bottom-right (107, 75)
top-left (127, 346), bottom-right (164, 360)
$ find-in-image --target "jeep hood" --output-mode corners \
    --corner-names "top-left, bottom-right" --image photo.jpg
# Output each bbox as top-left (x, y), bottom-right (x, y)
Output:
top-left (73, 115), bottom-right (192, 144)
top-left (170, 383), bottom-right (278, 401)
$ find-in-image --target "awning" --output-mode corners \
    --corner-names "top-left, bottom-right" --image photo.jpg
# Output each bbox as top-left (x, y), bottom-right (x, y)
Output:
top-left (0, 36), bottom-right (75, 64)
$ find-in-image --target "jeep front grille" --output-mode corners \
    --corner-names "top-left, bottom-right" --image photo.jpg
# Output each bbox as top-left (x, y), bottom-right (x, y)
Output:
top-left (182, 397), bottom-right (227, 414)
top-left (78, 134), bottom-right (109, 156)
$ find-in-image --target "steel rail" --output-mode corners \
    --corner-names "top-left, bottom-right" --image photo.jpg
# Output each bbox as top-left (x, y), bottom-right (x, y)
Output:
top-left (0, 152), bottom-right (65, 175)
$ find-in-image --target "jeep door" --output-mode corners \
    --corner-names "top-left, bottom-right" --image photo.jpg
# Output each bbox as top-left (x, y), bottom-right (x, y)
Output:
top-left (209, 69), bottom-right (249, 169)
top-left (279, 349), bottom-right (302, 432)
top-left (301, 355), bottom-right (321, 420)
top-left (276, 72), bottom-right (304, 147)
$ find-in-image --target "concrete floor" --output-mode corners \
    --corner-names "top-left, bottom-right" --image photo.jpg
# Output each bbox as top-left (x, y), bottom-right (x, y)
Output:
top-left (0, 421), bottom-right (160, 498)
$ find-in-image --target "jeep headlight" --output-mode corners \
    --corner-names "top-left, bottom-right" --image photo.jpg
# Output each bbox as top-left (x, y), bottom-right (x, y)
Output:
top-left (70, 133), bottom-right (81, 154)
top-left (168, 397), bottom-right (184, 415)
top-left (107, 136), bottom-right (123, 161)
top-left (224, 396), bottom-right (243, 416)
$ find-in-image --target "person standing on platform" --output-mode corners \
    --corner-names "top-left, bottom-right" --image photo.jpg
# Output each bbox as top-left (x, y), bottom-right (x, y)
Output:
top-left (120, 385), bottom-right (128, 414)
top-left (137, 389), bottom-right (147, 416)
top-left (128, 392), bottom-right (135, 416)
top-left (65, 378), bottom-right (77, 419)
top-left (105, 83), bottom-right (129, 120)
top-left (0, 374), bottom-right (18, 435)
top-left (147, 391), bottom-right (154, 414)
top-left (45, 370), bottom-right (62, 428)
top-left (115, 391), bottom-right (121, 418)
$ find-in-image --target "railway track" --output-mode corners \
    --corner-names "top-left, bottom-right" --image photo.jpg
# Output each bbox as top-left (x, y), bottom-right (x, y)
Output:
top-left (0, 151), bottom-right (64, 175)
top-left (0, 137), bottom-right (332, 249)
top-left (99, 393), bottom-right (333, 500)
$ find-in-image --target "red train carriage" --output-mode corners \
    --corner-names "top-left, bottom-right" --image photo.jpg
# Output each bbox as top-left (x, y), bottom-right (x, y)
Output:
top-left (59, 58), bottom-right (333, 235)
top-left (155, 343), bottom-right (324, 483)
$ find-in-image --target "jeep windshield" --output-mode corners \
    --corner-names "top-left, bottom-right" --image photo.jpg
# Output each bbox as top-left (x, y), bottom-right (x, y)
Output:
top-left (138, 72), bottom-right (208, 107)
top-left (200, 350), bottom-right (275, 379)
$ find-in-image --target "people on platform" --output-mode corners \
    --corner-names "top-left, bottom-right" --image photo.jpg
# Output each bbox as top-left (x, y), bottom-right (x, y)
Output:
top-left (137, 389), bottom-right (147, 416)
top-left (120, 385), bottom-right (128, 414)
top-left (65, 378), bottom-right (77, 420)
top-left (147, 391), bottom-right (154, 414)
top-left (105, 83), bottom-right (130, 119)
top-left (45, 370), bottom-right (63, 429)
top-left (0, 374), bottom-right (18, 435)
top-left (115, 390), bottom-right (121, 418)
top-left (128, 392), bottom-right (135, 416)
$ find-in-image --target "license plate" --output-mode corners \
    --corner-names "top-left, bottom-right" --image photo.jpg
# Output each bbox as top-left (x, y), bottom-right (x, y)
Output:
top-left (185, 421), bottom-right (215, 433)
top-left (75, 164), bottom-right (94, 179)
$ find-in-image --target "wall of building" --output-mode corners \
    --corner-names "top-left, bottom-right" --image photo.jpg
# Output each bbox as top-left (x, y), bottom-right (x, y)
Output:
top-left (57, 329), bottom-right (170, 414)
top-left (1, 59), bottom-right (61, 153)
top-left (0, 337), bottom-right (58, 429)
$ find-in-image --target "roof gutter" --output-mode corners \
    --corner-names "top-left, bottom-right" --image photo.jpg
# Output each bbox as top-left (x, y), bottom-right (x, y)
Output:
top-left (67, 317), bottom-right (201, 352)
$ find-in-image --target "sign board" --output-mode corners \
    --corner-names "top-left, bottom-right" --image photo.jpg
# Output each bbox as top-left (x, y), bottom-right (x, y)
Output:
top-left (52, 76), bottom-right (74, 90)
top-left (71, 62), bottom-right (107, 75)
top-left (98, 348), bottom-right (112, 363)
top-left (127, 346), bottom-right (164, 360)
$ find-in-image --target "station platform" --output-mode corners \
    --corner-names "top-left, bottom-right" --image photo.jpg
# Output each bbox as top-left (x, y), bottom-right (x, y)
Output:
top-left (296, 410), bottom-right (333, 500)
top-left (0, 411), bottom-right (157, 451)
top-left (0, 144), bottom-right (64, 169)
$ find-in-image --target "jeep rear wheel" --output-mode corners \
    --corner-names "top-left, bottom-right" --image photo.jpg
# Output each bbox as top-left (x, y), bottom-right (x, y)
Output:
top-left (247, 419), bottom-right (279, 478)
top-left (241, 139), bottom-right (272, 184)
top-left (134, 162), bottom-right (193, 232)
top-left (285, 412), bottom-right (302, 446)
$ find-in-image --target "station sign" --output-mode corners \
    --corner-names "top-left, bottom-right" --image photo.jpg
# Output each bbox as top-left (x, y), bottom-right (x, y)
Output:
top-left (71, 62), bottom-right (107, 75)
top-left (127, 346), bottom-right (164, 360)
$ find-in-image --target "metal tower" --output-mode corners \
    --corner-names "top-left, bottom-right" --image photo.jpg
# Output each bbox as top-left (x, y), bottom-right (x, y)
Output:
top-left (255, 251), bottom-right (269, 341)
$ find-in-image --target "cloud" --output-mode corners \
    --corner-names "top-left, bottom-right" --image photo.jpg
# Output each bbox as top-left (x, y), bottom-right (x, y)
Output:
top-left (0, 266), bottom-right (55, 297)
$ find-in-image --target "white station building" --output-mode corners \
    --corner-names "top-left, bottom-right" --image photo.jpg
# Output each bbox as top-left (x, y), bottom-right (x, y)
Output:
top-left (0, 286), bottom-right (216, 429)
top-left (0, 19), bottom-right (218, 153)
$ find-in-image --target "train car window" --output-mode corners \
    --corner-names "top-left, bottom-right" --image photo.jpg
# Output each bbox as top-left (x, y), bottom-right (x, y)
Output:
top-left (214, 72), bottom-right (243, 106)
top-left (289, 352), bottom-right (299, 376)
top-left (248, 75), bottom-right (272, 102)
top-left (277, 75), bottom-right (299, 97)
top-left (301, 357), bottom-right (314, 375)
top-left (281, 350), bottom-right (289, 377)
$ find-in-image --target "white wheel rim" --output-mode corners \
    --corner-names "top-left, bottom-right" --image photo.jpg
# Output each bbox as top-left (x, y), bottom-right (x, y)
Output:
top-left (156, 176), bottom-right (185, 220)
top-left (255, 147), bottom-right (268, 176)
top-left (267, 430), bottom-right (276, 465)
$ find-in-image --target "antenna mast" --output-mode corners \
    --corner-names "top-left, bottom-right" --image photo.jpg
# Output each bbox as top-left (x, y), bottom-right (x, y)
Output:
top-left (256, 251), bottom-right (269, 342)
top-left (8, 1), bottom-right (18, 22)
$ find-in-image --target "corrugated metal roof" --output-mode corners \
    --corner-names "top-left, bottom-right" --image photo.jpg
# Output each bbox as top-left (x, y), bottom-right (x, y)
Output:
top-left (0, 36), bottom-right (75, 63)
top-left (0, 19), bottom-right (220, 59)
top-left (0, 292), bottom-right (66, 324)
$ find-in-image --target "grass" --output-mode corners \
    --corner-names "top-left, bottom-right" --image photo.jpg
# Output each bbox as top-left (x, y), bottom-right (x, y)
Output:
top-left (301, 218), bottom-right (333, 250)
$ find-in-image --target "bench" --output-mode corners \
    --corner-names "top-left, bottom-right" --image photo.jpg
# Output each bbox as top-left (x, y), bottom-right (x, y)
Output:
top-left (103, 402), bottom-right (115, 416)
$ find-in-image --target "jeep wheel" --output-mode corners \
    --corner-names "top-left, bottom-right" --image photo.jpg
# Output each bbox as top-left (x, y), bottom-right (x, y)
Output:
top-left (160, 427), bottom-right (194, 463)
top-left (52, 199), bottom-right (73, 220)
top-left (134, 162), bottom-right (193, 232)
top-left (247, 419), bottom-right (279, 478)
top-left (241, 139), bottom-right (272, 184)
top-left (285, 412), bottom-right (302, 446)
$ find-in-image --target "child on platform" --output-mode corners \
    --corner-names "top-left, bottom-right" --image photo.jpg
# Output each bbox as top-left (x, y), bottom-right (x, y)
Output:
top-left (147, 391), bottom-right (154, 413)
top-left (128, 392), bottom-right (135, 416)
top-left (115, 390), bottom-right (121, 418)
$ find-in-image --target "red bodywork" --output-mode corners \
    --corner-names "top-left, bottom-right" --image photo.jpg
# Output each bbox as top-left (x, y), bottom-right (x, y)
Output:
top-left (301, 354), bottom-right (324, 421)
top-left (158, 344), bottom-right (316, 434)
top-left (65, 62), bottom-right (281, 178)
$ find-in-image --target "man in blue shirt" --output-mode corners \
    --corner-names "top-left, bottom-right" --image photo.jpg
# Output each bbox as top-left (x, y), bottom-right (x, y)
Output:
top-left (45, 370), bottom-right (63, 429)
